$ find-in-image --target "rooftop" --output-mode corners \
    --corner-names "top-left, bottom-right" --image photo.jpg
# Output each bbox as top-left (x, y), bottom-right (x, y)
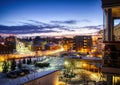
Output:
top-left (0, 69), bottom-right (59, 85)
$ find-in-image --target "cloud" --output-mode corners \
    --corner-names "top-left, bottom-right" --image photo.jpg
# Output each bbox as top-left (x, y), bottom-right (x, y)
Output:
top-left (51, 19), bottom-right (91, 25)
top-left (81, 25), bottom-right (103, 30)
top-left (0, 25), bottom-right (60, 34)
top-left (0, 20), bottom-right (75, 34)
top-left (27, 20), bottom-right (49, 26)
top-left (80, 19), bottom-right (91, 22)
top-left (51, 20), bottom-right (78, 24)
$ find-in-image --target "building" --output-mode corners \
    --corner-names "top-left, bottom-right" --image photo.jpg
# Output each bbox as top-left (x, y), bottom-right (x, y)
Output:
top-left (101, 0), bottom-right (120, 85)
top-left (114, 23), bottom-right (120, 41)
top-left (45, 43), bottom-right (60, 50)
top-left (3, 36), bottom-right (16, 53)
top-left (0, 36), bottom-right (4, 43)
top-left (97, 38), bottom-right (104, 53)
top-left (33, 36), bottom-right (46, 51)
top-left (74, 36), bottom-right (92, 53)
top-left (62, 37), bottom-right (74, 51)
top-left (64, 58), bottom-right (101, 73)
top-left (20, 38), bottom-right (33, 51)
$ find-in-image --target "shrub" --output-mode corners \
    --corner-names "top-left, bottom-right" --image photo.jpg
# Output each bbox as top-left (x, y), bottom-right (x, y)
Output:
top-left (23, 58), bottom-right (26, 64)
top-left (35, 62), bottom-right (49, 68)
top-left (11, 59), bottom-right (16, 71)
top-left (27, 58), bottom-right (32, 64)
top-left (18, 60), bottom-right (22, 69)
top-left (2, 61), bottom-right (9, 73)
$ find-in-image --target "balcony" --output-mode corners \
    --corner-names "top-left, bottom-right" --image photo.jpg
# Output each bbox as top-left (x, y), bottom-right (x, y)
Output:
top-left (103, 59), bottom-right (120, 68)
top-left (102, 41), bottom-right (120, 74)
top-left (102, 0), bottom-right (120, 8)
top-left (102, 67), bottom-right (120, 75)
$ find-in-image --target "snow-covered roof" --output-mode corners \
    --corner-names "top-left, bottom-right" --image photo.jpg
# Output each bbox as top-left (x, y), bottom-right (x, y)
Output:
top-left (1, 69), bottom-right (59, 85)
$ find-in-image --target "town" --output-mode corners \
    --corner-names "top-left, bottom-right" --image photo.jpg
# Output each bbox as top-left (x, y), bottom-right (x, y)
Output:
top-left (0, 0), bottom-right (120, 85)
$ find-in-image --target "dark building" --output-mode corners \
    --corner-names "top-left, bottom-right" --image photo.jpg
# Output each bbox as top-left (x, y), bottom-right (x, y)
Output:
top-left (32, 36), bottom-right (45, 51)
top-left (0, 36), bottom-right (4, 43)
top-left (45, 43), bottom-right (60, 50)
top-left (4, 36), bottom-right (16, 53)
top-left (73, 36), bottom-right (92, 53)
top-left (102, 0), bottom-right (120, 85)
top-left (62, 37), bottom-right (74, 51)
top-left (0, 36), bottom-right (16, 54)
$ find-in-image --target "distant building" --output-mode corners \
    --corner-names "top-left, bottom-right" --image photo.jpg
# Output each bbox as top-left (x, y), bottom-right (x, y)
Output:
top-left (32, 36), bottom-right (45, 51)
top-left (114, 23), bottom-right (120, 41)
top-left (45, 43), bottom-right (60, 50)
top-left (62, 37), bottom-right (74, 51)
top-left (91, 35), bottom-right (104, 57)
top-left (73, 36), bottom-right (92, 53)
top-left (97, 38), bottom-right (104, 53)
top-left (4, 36), bottom-right (16, 53)
top-left (0, 36), bottom-right (16, 54)
top-left (20, 38), bottom-right (33, 51)
top-left (0, 36), bottom-right (4, 43)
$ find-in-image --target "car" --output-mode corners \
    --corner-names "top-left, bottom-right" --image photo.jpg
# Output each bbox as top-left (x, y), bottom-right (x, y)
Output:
top-left (7, 71), bottom-right (18, 78)
top-left (21, 68), bottom-right (30, 74)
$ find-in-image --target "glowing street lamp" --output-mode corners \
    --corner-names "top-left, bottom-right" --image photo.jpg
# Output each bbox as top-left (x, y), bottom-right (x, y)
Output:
top-left (64, 61), bottom-right (69, 67)
top-left (83, 63), bottom-right (87, 67)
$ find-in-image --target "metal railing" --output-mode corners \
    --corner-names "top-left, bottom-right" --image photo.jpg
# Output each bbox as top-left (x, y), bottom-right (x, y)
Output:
top-left (103, 59), bottom-right (120, 68)
top-left (103, 42), bottom-right (120, 68)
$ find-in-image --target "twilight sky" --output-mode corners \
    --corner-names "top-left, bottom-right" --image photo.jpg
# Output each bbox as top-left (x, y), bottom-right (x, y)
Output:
top-left (0, 0), bottom-right (103, 36)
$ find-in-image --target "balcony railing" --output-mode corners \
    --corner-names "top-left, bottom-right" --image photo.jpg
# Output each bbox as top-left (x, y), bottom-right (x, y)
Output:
top-left (103, 41), bottom-right (120, 68)
top-left (103, 59), bottom-right (120, 68)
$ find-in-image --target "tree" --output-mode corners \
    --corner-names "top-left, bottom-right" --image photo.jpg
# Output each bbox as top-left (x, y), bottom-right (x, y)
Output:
top-left (29, 58), bottom-right (32, 64)
top-left (18, 59), bottom-right (22, 69)
top-left (11, 59), bottom-right (16, 71)
top-left (2, 61), bottom-right (9, 73)
top-left (27, 58), bottom-right (32, 64)
top-left (27, 58), bottom-right (30, 64)
top-left (33, 60), bottom-right (37, 64)
top-left (23, 58), bottom-right (26, 64)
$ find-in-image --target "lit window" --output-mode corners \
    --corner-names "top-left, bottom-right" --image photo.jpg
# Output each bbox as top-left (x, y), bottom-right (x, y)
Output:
top-left (84, 40), bottom-right (87, 42)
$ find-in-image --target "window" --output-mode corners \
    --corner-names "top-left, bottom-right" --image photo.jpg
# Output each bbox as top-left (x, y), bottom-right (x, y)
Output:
top-left (114, 19), bottom-right (120, 41)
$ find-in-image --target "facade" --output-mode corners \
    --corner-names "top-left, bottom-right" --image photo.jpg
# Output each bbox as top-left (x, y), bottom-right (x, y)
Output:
top-left (91, 35), bottom-right (104, 53)
top-left (114, 23), bottom-right (120, 41)
top-left (45, 43), bottom-right (60, 50)
top-left (102, 0), bottom-right (120, 85)
top-left (91, 35), bottom-right (104, 58)
top-left (20, 38), bottom-right (33, 51)
top-left (0, 36), bottom-right (16, 54)
top-left (97, 38), bottom-right (104, 53)
top-left (74, 36), bottom-right (92, 53)
top-left (62, 37), bottom-right (74, 51)
top-left (33, 36), bottom-right (46, 51)
top-left (64, 58), bottom-right (101, 73)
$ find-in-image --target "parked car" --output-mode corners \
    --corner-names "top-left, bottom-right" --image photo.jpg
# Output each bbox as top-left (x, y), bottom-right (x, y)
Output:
top-left (7, 71), bottom-right (19, 78)
top-left (21, 68), bottom-right (30, 74)
top-left (7, 69), bottom-right (30, 78)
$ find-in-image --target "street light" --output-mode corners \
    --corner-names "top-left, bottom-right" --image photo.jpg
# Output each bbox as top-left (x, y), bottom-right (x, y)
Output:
top-left (64, 61), bottom-right (69, 66)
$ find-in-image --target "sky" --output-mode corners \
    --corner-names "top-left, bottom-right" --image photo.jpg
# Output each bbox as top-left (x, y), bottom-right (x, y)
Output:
top-left (0, 0), bottom-right (103, 36)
